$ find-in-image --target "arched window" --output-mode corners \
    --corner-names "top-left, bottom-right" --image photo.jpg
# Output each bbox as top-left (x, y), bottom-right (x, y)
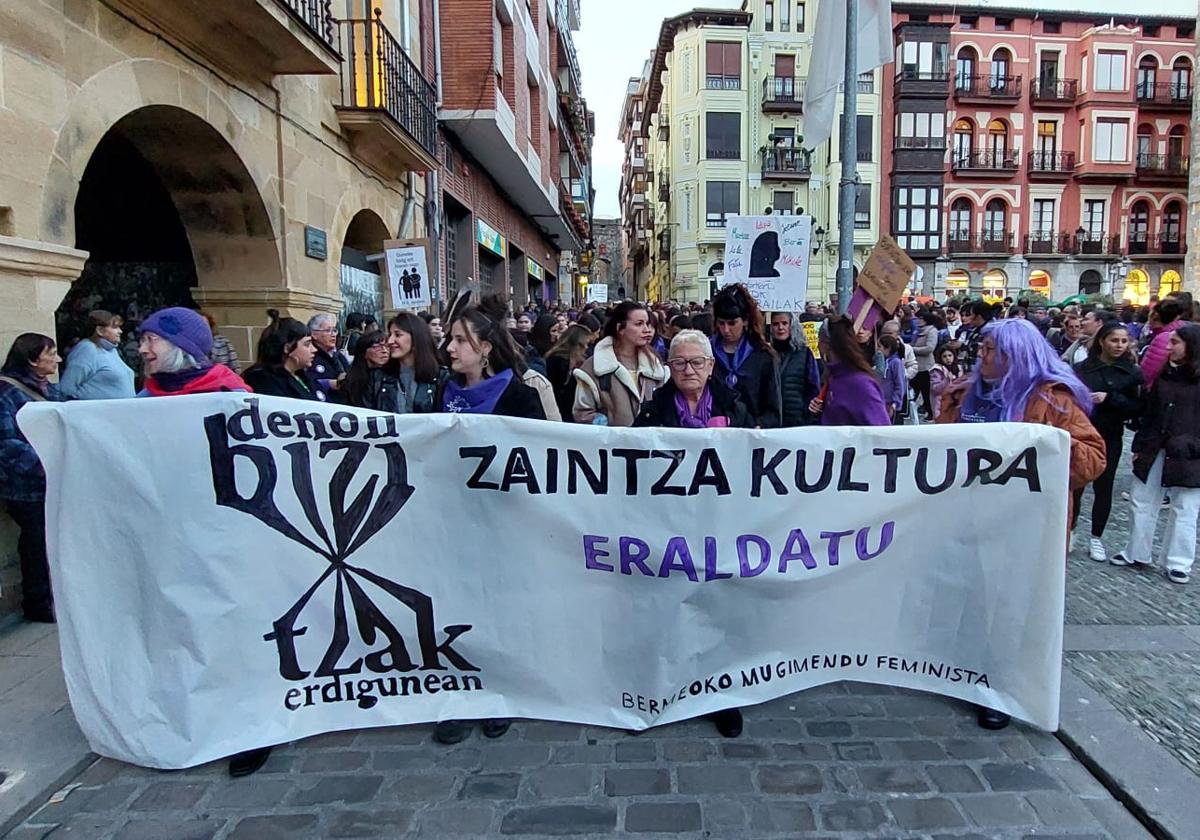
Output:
top-left (1136, 124), bottom-right (1154, 166)
top-left (1160, 270), bottom-right (1182, 296)
top-left (991, 48), bottom-right (1012, 89)
top-left (1172, 57), bottom-right (1192, 100)
top-left (949, 197), bottom-right (973, 242)
top-left (953, 118), bottom-right (974, 167)
top-left (1080, 269), bottom-right (1104, 296)
top-left (1124, 268), bottom-right (1150, 305)
top-left (1137, 56), bottom-right (1158, 99)
top-left (1129, 200), bottom-right (1150, 254)
top-left (982, 268), bottom-right (1007, 301)
top-left (1162, 200), bottom-right (1183, 253)
top-left (984, 199), bottom-right (1007, 242)
top-left (987, 119), bottom-right (1009, 161)
top-left (956, 47), bottom-right (977, 90)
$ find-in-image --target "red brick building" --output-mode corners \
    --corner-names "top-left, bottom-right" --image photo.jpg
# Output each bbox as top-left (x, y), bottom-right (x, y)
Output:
top-left (883, 2), bottom-right (1195, 303)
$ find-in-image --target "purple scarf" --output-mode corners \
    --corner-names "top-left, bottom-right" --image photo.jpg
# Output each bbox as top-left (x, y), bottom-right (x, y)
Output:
top-left (711, 335), bottom-right (753, 389)
top-left (674, 387), bottom-right (714, 428)
top-left (441, 369), bottom-right (513, 414)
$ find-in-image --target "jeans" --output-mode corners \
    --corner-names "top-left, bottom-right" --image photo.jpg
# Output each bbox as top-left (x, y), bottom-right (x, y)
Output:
top-left (1122, 452), bottom-right (1200, 574)
top-left (1071, 430), bottom-right (1123, 538)
top-left (912, 370), bottom-right (933, 419)
top-left (5, 500), bottom-right (51, 613)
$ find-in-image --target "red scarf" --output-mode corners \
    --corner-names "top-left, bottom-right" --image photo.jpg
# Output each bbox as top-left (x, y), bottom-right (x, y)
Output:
top-left (142, 364), bottom-right (251, 397)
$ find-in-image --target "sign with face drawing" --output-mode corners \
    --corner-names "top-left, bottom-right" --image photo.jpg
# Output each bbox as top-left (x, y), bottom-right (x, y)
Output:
top-left (721, 215), bottom-right (812, 312)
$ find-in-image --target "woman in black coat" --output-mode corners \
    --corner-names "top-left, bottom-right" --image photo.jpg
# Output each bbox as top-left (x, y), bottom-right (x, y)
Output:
top-left (710, 284), bottom-right (781, 427)
top-left (1070, 321), bottom-right (1142, 561)
top-left (242, 314), bottom-right (326, 402)
top-left (769, 312), bottom-right (820, 427)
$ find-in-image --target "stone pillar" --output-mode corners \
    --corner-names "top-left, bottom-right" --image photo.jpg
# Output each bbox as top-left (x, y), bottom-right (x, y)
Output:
top-left (0, 236), bottom-right (89, 352)
top-left (192, 286), bottom-right (344, 364)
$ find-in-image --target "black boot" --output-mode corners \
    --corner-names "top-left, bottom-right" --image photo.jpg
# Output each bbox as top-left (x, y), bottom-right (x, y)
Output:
top-left (710, 708), bottom-right (743, 738)
top-left (434, 720), bottom-right (471, 745)
top-left (976, 706), bottom-right (1011, 731)
top-left (481, 719), bottom-right (511, 739)
top-left (228, 747), bottom-right (272, 778)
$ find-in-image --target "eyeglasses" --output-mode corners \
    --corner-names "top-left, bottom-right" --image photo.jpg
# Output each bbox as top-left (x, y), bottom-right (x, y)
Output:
top-left (668, 358), bottom-right (710, 371)
top-left (313, 328), bottom-right (338, 334)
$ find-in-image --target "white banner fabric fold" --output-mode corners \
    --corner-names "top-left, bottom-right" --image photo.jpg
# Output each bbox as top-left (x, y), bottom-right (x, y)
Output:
top-left (803, 0), bottom-right (894, 151)
top-left (21, 395), bottom-right (1068, 769)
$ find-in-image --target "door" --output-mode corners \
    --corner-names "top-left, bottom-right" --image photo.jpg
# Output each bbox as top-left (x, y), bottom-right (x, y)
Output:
top-left (1036, 121), bottom-right (1057, 168)
top-left (1039, 55), bottom-right (1058, 93)
top-left (773, 54), bottom-right (796, 100)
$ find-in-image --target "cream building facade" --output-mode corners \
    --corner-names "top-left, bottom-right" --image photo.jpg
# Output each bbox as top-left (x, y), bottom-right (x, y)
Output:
top-left (620, 0), bottom-right (883, 305)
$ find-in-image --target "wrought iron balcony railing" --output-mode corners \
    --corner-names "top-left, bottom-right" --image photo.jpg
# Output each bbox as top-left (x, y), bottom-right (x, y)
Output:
top-left (954, 74), bottom-right (1022, 100)
top-left (1030, 78), bottom-right (1078, 103)
top-left (1028, 150), bottom-right (1075, 174)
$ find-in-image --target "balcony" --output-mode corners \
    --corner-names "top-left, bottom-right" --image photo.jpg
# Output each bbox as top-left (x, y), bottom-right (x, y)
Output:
top-left (953, 74), bottom-right (1022, 103)
top-left (658, 105), bottom-right (670, 140)
top-left (1136, 82), bottom-right (1193, 110)
top-left (1136, 154), bottom-right (1190, 182)
top-left (1074, 233), bottom-right (1120, 257)
top-left (1128, 232), bottom-right (1187, 256)
top-left (658, 170), bottom-right (670, 202)
top-left (1030, 78), bottom-right (1078, 106)
top-left (893, 69), bottom-right (950, 98)
top-left (951, 149), bottom-right (1019, 176)
top-left (762, 76), bottom-right (806, 113)
top-left (336, 14), bottom-right (438, 176)
top-left (1025, 232), bottom-right (1073, 255)
top-left (705, 75), bottom-right (742, 91)
top-left (106, 0), bottom-right (340, 79)
top-left (761, 148), bottom-right (812, 181)
top-left (1028, 151), bottom-right (1075, 179)
top-left (947, 232), bottom-right (1015, 256)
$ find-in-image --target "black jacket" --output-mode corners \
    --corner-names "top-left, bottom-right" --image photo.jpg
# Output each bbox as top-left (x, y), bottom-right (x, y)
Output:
top-left (633, 378), bottom-right (754, 429)
top-left (711, 344), bottom-right (781, 428)
top-left (1132, 364), bottom-right (1200, 488)
top-left (311, 347), bottom-right (350, 382)
top-left (775, 342), bottom-right (820, 427)
top-left (545, 354), bottom-right (577, 423)
top-left (243, 366), bottom-right (327, 402)
top-left (436, 375), bottom-right (547, 420)
top-left (1073, 356), bottom-right (1143, 439)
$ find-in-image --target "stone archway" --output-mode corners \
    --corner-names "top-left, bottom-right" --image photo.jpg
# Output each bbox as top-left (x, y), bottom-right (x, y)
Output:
top-left (338, 209), bottom-right (391, 328)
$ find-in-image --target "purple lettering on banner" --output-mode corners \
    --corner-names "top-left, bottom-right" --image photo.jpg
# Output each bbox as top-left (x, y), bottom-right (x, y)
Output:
top-left (658, 537), bottom-right (699, 582)
top-left (855, 522), bottom-right (895, 561)
top-left (778, 528), bottom-right (818, 572)
top-left (820, 530), bottom-right (855, 566)
top-left (737, 535), bottom-right (771, 577)
top-left (619, 536), bottom-right (655, 576)
top-left (583, 535), bottom-right (613, 572)
top-left (704, 536), bottom-right (733, 581)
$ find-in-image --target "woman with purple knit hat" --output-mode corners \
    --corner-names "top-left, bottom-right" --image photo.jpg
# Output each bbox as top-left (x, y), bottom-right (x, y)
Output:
top-left (136, 307), bottom-right (249, 396)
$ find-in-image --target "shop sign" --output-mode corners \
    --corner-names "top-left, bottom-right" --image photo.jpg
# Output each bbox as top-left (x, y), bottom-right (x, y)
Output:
top-left (526, 258), bottom-right (545, 281)
top-left (476, 220), bottom-right (506, 257)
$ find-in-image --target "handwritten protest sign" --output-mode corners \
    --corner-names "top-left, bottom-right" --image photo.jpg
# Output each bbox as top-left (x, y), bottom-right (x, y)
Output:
top-left (383, 240), bottom-right (432, 311)
top-left (851, 235), bottom-right (916, 329)
top-left (721, 216), bottom-right (812, 311)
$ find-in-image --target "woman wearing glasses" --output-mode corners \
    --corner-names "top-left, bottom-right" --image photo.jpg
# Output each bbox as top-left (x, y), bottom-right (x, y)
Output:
top-left (635, 330), bottom-right (753, 430)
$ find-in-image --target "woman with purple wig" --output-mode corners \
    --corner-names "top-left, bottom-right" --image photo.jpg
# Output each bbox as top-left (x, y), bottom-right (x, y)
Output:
top-left (938, 318), bottom-right (1106, 731)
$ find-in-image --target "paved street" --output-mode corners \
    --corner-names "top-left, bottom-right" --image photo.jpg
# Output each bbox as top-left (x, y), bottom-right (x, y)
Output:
top-left (1, 447), bottom-right (1196, 839)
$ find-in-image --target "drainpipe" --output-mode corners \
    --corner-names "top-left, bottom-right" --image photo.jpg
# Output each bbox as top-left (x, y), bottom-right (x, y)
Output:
top-left (426, 0), bottom-right (445, 307)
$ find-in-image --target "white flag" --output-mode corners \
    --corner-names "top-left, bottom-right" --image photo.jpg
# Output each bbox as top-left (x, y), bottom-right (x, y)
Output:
top-left (803, 0), bottom-right (894, 151)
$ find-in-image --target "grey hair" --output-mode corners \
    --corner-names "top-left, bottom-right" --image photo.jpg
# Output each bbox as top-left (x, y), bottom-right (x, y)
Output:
top-left (668, 329), bottom-right (713, 359)
top-left (308, 313), bottom-right (337, 331)
top-left (153, 342), bottom-right (202, 374)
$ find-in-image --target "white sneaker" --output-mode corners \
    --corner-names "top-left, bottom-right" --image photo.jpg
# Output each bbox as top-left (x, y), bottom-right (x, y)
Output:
top-left (1070, 531), bottom-right (1084, 552)
top-left (1088, 538), bottom-right (1107, 563)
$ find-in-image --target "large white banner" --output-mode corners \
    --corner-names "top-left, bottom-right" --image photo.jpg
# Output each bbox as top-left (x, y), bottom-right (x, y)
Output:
top-left (21, 396), bottom-right (1069, 769)
top-left (722, 215), bottom-right (812, 311)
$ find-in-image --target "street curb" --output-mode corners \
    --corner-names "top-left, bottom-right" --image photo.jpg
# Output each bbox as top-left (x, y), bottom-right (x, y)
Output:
top-left (1056, 669), bottom-right (1200, 840)
top-left (0, 753), bottom-right (97, 839)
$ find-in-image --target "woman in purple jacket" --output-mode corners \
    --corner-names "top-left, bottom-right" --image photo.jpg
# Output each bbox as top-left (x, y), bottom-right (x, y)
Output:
top-left (808, 317), bottom-right (891, 426)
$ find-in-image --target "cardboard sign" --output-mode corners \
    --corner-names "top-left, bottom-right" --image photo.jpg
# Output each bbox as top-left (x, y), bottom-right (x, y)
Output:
top-left (721, 216), bottom-right (812, 312)
top-left (587, 284), bottom-right (609, 304)
top-left (856, 235), bottom-right (917, 319)
top-left (800, 320), bottom-right (822, 358)
top-left (383, 240), bottom-right (432, 311)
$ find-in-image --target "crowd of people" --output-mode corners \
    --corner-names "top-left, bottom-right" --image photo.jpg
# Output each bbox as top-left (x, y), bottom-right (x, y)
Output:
top-left (1, 282), bottom-right (1197, 759)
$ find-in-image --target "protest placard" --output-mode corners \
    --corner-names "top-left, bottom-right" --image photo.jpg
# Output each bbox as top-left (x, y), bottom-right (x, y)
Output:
top-left (851, 235), bottom-right (917, 330)
top-left (721, 216), bottom-right (812, 311)
top-left (383, 240), bottom-right (432, 311)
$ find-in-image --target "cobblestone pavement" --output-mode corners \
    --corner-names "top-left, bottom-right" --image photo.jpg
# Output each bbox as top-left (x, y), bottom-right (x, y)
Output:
top-left (7, 684), bottom-right (1152, 839)
top-left (1065, 446), bottom-right (1200, 780)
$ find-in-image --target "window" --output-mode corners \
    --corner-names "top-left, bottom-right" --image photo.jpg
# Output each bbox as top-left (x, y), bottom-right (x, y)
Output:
top-left (493, 8), bottom-right (503, 78)
top-left (705, 112), bottom-right (740, 159)
top-left (1036, 120), bottom-right (1058, 161)
top-left (896, 111), bottom-right (947, 148)
top-left (1179, 23), bottom-right (1196, 38)
top-left (1163, 201), bottom-right (1183, 249)
top-left (1144, 25), bottom-right (1160, 38)
top-left (772, 54), bottom-right (797, 100)
top-left (773, 191), bottom-right (794, 215)
top-left (1083, 200), bottom-right (1105, 237)
top-left (856, 115), bottom-right (873, 161)
top-left (779, 0), bottom-right (789, 31)
top-left (991, 49), bottom-right (1012, 88)
top-left (949, 198), bottom-right (972, 240)
top-left (893, 186), bottom-right (942, 251)
top-left (1137, 124), bottom-right (1153, 164)
top-left (984, 199), bottom-right (1006, 240)
top-left (1168, 125), bottom-right (1187, 166)
top-left (773, 126), bottom-right (796, 146)
top-left (956, 47), bottom-right (977, 90)
top-left (705, 42), bottom-right (742, 89)
top-left (855, 184), bottom-right (872, 229)
top-left (1043, 20), bottom-right (1061, 34)
top-left (857, 71), bottom-right (875, 92)
top-left (987, 119), bottom-right (1009, 160)
top-left (706, 181), bottom-right (739, 227)
top-left (1129, 201), bottom-right (1150, 253)
top-left (995, 17), bottom-right (1013, 31)
top-left (1172, 58), bottom-right (1192, 99)
top-left (1093, 118), bottom-right (1129, 162)
top-left (796, 2), bottom-right (805, 32)
top-left (1095, 50), bottom-right (1127, 91)
top-left (900, 39), bottom-right (949, 80)
top-left (960, 15), bottom-right (977, 29)
top-left (765, 0), bottom-right (774, 31)
top-left (1033, 199), bottom-right (1056, 236)
top-left (1137, 57), bottom-right (1158, 98)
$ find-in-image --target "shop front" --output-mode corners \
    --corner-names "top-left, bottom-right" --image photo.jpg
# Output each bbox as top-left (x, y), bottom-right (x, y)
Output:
top-left (476, 219), bottom-right (507, 297)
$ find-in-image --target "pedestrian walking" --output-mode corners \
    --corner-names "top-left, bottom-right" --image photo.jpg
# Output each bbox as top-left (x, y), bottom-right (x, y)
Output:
top-left (1071, 322), bottom-right (1143, 562)
top-left (808, 317), bottom-right (891, 426)
top-left (573, 302), bottom-right (666, 425)
top-left (242, 314), bottom-right (324, 402)
top-left (769, 312), bottom-right (819, 427)
top-left (59, 310), bottom-right (135, 400)
top-left (710, 284), bottom-right (780, 428)
top-left (911, 308), bottom-right (940, 420)
top-left (136, 308), bottom-right (249, 396)
top-left (1112, 324), bottom-right (1200, 584)
top-left (0, 333), bottom-right (61, 623)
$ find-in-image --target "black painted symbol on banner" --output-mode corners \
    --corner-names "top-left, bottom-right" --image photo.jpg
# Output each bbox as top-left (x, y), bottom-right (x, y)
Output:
top-left (204, 405), bottom-right (479, 686)
top-left (749, 232), bottom-right (782, 278)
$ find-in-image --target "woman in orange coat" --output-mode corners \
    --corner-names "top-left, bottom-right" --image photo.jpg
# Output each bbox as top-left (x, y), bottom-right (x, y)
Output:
top-left (938, 317), bottom-right (1106, 731)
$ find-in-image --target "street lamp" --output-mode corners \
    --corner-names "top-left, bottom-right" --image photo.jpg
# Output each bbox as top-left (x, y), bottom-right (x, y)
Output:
top-left (812, 225), bottom-right (826, 255)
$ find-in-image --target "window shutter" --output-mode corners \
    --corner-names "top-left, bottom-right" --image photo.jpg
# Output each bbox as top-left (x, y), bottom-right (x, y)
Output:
top-left (706, 42), bottom-right (723, 77)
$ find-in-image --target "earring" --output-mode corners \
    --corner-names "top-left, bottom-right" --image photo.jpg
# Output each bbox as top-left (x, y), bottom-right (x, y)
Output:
top-left (482, 356), bottom-right (491, 376)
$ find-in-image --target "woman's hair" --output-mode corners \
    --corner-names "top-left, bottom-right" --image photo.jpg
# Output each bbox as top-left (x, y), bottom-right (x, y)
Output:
top-left (256, 314), bottom-right (309, 367)
top-left (771, 312), bottom-right (808, 352)
top-left (669, 313), bottom-right (692, 332)
top-left (529, 314), bottom-right (558, 356)
top-left (577, 312), bottom-right (602, 334)
top-left (691, 312), bottom-right (714, 336)
top-left (341, 329), bottom-right (388, 407)
top-left (974, 319), bottom-right (1092, 420)
top-left (712, 284), bottom-right (771, 354)
top-left (1171, 324), bottom-right (1200, 381)
top-left (934, 341), bottom-right (960, 375)
top-left (668, 329), bottom-right (714, 359)
top-left (346, 312), bottom-right (373, 332)
top-left (878, 334), bottom-right (901, 355)
top-left (387, 311), bottom-right (440, 382)
top-left (1165, 291), bottom-right (1194, 320)
top-left (546, 323), bottom-right (593, 366)
top-left (150, 342), bottom-right (203, 375)
top-left (1087, 321), bottom-right (1134, 363)
top-left (2, 333), bottom-right (55, 375)
top-left (823, 316), bottom-right (876, 377)
top-left (1155, 298), bottom-right (1188, 326)
top-left (601, 301), bottom-right (651, 342)
top-left (918, 308), bottom-right (945, 330)
top-left (453, 296), bottom-right (526, 377)
top-left (88, 310), bottom-right (122, 334)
